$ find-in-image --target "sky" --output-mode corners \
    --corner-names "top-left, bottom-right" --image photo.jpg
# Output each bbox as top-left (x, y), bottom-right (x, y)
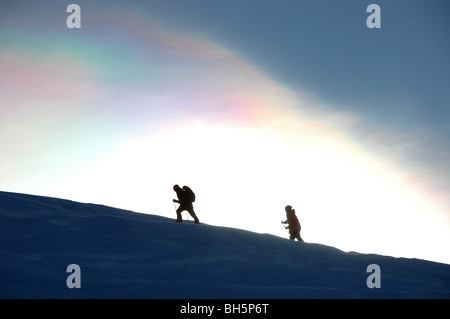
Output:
top-left (0, 1), bottom-right (449, 264)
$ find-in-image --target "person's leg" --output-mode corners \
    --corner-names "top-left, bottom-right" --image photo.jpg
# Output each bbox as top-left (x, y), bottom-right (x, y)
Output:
top-left (176, 206), bottom-right (184, 222)
top-left (187, 207), bottom-right (200, 224)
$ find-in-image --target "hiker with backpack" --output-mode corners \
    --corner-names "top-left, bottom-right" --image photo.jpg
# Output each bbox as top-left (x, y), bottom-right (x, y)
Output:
top-left (172, 184), bottom-right (200, 224)
top-left (281, 205), bottom-right (303, 242)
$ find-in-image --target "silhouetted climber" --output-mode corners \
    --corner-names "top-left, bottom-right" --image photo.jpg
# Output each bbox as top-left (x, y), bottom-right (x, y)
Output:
top-left (172, 184), bottom-right (200, 224)
top-left (281, 205), bottom-right (303, 242)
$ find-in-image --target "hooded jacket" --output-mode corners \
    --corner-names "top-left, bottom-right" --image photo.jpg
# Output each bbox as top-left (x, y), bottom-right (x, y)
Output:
top-left (286, 210), bottom-right (301, 233)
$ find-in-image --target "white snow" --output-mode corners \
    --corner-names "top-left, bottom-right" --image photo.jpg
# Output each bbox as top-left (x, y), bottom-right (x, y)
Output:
top-left (0, 191), bottom-right (449, 299)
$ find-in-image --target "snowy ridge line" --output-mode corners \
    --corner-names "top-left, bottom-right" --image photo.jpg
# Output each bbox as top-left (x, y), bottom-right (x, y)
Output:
top-left (1, 191), bottom-right (450, 299)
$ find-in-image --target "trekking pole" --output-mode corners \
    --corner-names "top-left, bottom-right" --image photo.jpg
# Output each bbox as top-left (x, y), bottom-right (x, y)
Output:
top-left (173, 201), bottom-right (178, 221)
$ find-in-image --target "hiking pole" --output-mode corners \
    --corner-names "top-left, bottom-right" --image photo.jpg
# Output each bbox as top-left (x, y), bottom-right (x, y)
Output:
top-left (173, 201), bottom-right (178, 222)
top-left (173, 200), bottom-right (190, 223)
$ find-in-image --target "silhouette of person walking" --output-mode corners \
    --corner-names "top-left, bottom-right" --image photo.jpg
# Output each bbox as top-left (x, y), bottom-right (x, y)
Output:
top-left (173, 184), bottom-right (200, 224)
top-left (281, 205), bottom-right (303, 242)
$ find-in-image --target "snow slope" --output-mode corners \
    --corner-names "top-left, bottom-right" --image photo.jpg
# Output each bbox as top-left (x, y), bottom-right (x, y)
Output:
top-left (0, 191), bottom-right (449, 299)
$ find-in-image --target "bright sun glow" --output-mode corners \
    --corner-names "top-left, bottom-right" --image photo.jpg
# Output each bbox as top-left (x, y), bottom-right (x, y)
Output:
top-left (49, 116), bottom-right (448, 264)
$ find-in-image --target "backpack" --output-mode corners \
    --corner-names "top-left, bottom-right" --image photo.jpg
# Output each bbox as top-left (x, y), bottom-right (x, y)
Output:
top-left (182, 186), bottom-right (196, 203)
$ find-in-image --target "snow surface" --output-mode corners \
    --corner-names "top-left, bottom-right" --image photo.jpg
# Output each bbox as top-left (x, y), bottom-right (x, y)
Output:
top-left (0, 191), bottom-right (449, 299)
